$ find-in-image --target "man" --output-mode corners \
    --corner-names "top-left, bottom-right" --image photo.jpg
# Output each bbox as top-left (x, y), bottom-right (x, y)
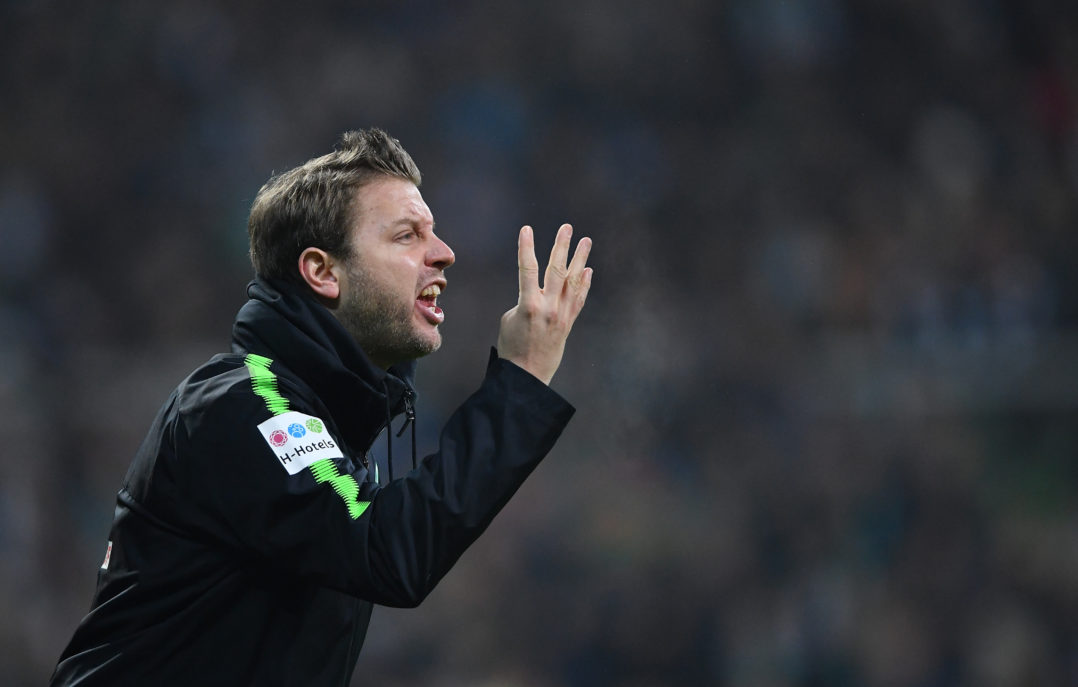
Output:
top-left (51, 129), bottom-right (593, 685)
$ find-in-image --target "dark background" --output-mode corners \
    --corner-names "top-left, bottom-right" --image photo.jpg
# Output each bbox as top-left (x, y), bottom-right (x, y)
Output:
top-left (4, 1), bottom-right (1078, 685)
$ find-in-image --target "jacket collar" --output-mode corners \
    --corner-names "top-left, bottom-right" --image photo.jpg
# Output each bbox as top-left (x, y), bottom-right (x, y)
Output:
top-left (230, 278), bottom-right (416, 450)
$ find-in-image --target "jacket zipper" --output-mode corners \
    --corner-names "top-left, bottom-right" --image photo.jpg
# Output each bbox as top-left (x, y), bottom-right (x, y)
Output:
top-left (396, 389), bottom-right (417, 471)
top-left (395, 389), bottom-right (416, 437)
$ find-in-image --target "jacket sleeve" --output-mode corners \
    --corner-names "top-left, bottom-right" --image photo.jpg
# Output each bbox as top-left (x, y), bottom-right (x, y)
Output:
top-left (178, 353), bottom-right (574, 607)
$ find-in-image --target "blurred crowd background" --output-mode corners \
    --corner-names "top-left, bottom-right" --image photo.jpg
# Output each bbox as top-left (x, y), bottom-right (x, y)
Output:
top-left (4, 1), bottom-right (1078, 685)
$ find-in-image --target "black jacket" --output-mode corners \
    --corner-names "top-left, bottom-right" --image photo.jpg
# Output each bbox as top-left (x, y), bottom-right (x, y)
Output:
top-left (51, 279), bottom-right (575, 686)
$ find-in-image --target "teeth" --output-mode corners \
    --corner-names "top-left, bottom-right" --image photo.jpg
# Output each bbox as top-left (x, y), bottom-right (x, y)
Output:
top-left (419, 285), bottom-right (441, 298)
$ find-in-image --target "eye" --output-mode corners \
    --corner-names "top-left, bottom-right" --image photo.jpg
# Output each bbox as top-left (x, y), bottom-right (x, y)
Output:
top-left (395, 229), bottom-right (419, 243)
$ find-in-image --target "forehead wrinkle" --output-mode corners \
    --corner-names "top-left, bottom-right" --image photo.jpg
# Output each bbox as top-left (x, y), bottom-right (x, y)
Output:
top-left (405, 198), bottom-right (434, 224)
top-left (387, 206), bottom-right (434, 230)
top-left (354, 177), bottom-right (433, 235)
top-left (384, 215), bottom-right (435, 232)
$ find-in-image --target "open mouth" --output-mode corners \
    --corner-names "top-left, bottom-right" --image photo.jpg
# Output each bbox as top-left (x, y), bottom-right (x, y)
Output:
top-left (416, 284), bottom-right (444, 324)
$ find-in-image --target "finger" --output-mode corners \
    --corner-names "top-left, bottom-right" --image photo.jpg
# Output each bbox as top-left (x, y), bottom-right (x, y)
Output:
top-left (564, 267), bottom-right (594, 322)
top-left (579, 267), bottom-right (593, 308)
top-left (565, 236), bottom-right (592, 287)
top-left (518, 225), bottom-right (540, 302)
top-left (543, 223), bottom-right (573, 292)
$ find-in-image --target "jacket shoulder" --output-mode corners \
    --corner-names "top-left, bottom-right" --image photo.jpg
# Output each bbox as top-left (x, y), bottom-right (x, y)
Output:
top-left (129, 353), bottom-right (353, 539)
top-left (127, 353), bottom-right (325, 499)
top-left (175, 353), bottom-right (318, 421)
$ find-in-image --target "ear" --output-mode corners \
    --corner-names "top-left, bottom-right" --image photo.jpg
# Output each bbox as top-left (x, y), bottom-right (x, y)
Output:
top-left (298, 247), bottom-right (343, 301)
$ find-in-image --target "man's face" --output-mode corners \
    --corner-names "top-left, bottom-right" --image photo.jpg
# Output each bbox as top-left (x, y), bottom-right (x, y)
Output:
top-left (335, 176), bottom-right (455, 369)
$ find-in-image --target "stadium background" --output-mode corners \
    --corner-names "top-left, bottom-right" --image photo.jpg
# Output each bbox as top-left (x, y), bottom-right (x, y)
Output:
top-left (3, 1), bottom-right (1078, 685)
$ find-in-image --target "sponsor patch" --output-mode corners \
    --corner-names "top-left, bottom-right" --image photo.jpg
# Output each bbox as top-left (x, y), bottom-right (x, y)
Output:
top-left (257, 411), bottom-right (344, 475)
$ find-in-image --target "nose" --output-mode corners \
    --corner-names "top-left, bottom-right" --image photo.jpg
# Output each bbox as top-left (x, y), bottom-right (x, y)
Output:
top-left (428, 234), bottom-right (455, 270)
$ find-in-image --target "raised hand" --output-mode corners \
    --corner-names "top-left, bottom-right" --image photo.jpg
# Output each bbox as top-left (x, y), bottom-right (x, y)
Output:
top-left (497, 224), bottom-right (593, 385)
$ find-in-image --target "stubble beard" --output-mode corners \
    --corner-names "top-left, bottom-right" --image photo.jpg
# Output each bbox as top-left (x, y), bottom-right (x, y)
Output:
top-left (337, 262), bottom-right (441, 368)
